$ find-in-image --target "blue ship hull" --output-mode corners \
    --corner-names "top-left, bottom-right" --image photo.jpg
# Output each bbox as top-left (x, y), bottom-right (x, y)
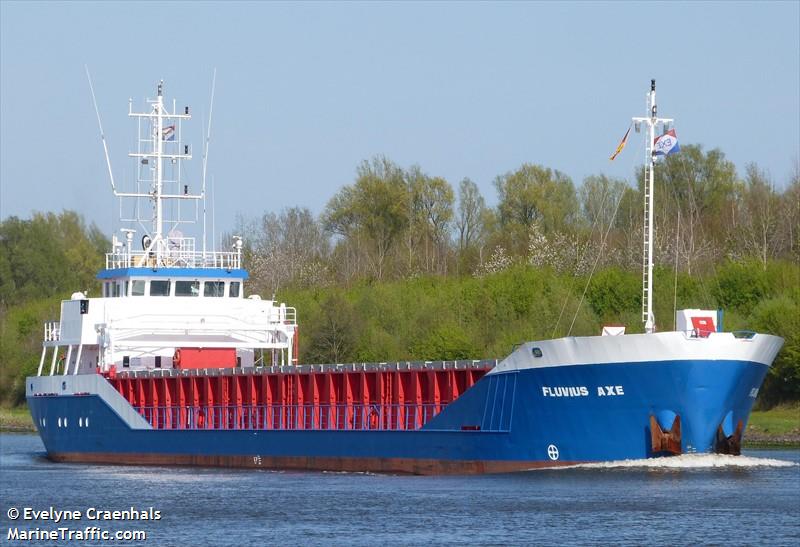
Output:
top-left (26, 356), bottom-right (769, 474)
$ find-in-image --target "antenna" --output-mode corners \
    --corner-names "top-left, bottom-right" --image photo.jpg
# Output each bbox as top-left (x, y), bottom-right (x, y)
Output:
top-left (211, 174), bottom-right (216, 254)
top-left (202, 68), bottom-right (217, 261)
top-left (85, 66), bottom-right (118, 194)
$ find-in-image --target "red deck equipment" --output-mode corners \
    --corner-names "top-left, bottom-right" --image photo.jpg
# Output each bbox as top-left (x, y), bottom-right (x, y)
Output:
top-left (108, 361), bottom-right (494, 431)
top-left (690, 317), bottom-right (715, 338)
top-left (173, 348), bottom-right (237, 369)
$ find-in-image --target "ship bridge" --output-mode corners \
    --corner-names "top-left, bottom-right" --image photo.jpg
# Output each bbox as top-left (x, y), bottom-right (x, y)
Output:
top-left (39, 244), bottom-right (297, 378)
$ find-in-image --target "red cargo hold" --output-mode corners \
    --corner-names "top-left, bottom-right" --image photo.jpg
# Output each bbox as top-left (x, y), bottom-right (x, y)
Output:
top-left (173, 348), bottom-right (237, 369)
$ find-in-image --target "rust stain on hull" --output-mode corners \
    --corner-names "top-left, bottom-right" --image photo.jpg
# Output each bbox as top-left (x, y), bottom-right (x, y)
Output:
top-left (649, 414), bottom-right (682, 455)
top-left (49, 452), bottom-right (578, 475)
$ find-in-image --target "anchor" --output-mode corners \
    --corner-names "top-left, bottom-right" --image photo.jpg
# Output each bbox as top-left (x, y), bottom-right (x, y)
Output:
top-left (649, 414), bottom-right (682, 455)
top-left (714, 419), bottom-right (743, 455)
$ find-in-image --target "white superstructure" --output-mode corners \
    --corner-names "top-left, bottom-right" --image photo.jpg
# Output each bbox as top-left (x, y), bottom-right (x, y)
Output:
top-left (37, 81), bottom-right (298, 377)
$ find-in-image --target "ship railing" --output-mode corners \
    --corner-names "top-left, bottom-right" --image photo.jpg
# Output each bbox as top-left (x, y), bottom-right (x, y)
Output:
top-left (267, 307), bottom-right (297, 325)
top-left (105, 250), bottom-right (241, 270)
top-left (43, 321), bottom-right (60, 342)
top-left (134, 403), bottom-right (446, 432)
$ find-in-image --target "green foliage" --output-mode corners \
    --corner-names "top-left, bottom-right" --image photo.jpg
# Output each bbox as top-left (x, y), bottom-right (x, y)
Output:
top-left (0, 212), bottom-right (107, 306)
top-left (322, 156), bottom-right (410, 279)
top-left (747, 297), bottom-right (800, 407)
top-left (586, 267), bottom-right (641, 322)
top-left (2, 146), bottom-right (799, 409)
top-left (713, 260), bottom-right (771, 313)
top-left (494, 164), bottom-right (578, 232)
top-left (0, 299), bottom-right (60, 406)
top-left (0, 212), bottom-right (106, 405)
top-left (493, 164), bottom-right (578, 254)
top-left (411, 323), bottom-right (478, 361)
top-left (303, 292), bottom-right (360, 364)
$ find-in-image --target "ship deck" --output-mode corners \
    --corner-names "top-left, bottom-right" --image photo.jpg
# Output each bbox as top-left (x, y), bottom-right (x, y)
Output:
top-left (107, 359), bottom-right (498, 432)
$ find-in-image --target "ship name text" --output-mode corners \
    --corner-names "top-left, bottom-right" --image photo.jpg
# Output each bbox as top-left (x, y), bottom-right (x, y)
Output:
top-left (541, 385), bottom-right (625, 398)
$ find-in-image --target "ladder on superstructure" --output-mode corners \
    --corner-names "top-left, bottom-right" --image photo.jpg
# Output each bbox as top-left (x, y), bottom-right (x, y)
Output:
top-left (641, 175), bottom-right (652, 325)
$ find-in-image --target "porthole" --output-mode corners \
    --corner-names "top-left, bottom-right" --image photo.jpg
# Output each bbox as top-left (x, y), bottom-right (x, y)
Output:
top-left (64, 418), bottom-right (68, 427)
top-left (42, 418), bottom-right (46, 428)
top-left (85, 417), bottom-right (89, 428)
top-left (78, 417), bottom-right (83, 427)
top-left (57, 417), bottom-right (62, 428)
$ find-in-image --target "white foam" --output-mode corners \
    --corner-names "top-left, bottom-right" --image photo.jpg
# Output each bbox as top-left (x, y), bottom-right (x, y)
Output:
top-left (560, 454), bottom-right (797, 470)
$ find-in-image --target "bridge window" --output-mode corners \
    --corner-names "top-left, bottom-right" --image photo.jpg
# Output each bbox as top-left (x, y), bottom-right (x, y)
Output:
top-left (229, 281), bottom-right (240, 298)
top-left (131, 280), bottom-right (145, 296)
top-left (175, 280), bottom-right (200, 297)
top-left (150, 280), bottom-right (170, 296)
top-left (204, 281), bottom-right (224, 297)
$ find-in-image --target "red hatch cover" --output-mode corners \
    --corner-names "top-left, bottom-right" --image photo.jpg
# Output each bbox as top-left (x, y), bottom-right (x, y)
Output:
top-left (691, 316), bottom-right (715, 337)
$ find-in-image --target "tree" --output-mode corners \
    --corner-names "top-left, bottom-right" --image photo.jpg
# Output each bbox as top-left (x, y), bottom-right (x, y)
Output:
top-left (738, 164), bottom-right (781, 269)
top-left (493, 164), bottom-right (578, 255)
top-left (580, 175), bottom-right (627, 236)
top-left (0, 212), bottom-right (107, 306)
top-left (408, 170), bottom-right (454, 274)
top-left (456, 177), bottom-right (486, 252)
top-left (640, 145), bottom-right (738, 273)
top-left (322, 156), bottom-right (410, 280)
top-left (777, 163), bottom-right (799, 262)
top-left (494, 164), bottom-right (577, 232)
top-left (248, 207), bottom-right (329, 295)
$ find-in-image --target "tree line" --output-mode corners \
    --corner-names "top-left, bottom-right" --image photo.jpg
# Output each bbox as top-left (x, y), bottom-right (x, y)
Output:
top-left (237, 147), bottom-right (798, 296)
top-left (1, 145), bottom-right (798, 407)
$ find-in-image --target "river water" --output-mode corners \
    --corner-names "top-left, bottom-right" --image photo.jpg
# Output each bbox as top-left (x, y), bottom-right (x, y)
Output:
top-left (1, 434), bottom-right (798, 546)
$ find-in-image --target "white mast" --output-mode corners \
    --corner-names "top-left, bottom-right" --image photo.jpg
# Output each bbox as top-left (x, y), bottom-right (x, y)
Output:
top-left (155, 81), bottom-right (165, 252)
top-left (126, 81), bottom-right (198, 266)
top-left (632, 79), bottom-right (673, 334)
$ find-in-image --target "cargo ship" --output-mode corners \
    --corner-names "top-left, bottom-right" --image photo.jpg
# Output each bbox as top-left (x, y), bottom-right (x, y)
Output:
top-left (25, 80), bottom-right (783, 474)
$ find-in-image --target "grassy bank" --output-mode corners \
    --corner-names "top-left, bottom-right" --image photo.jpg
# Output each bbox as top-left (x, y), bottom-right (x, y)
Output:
top-left (0, 406), bottom-right (34, 432)
top-left (744, 403), bottom-right (800, 447)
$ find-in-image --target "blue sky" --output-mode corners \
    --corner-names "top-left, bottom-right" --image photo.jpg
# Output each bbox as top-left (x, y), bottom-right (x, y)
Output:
top-left (1, 1), bottom-right (798, 240)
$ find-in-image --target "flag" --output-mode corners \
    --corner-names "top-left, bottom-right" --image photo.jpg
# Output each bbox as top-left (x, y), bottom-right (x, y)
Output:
top-left (653, 129), bottom-right (680, 156)
top-left (162, 125), bottom-right (176, 142)
top-left (609, 125), bottom-right (631, 161)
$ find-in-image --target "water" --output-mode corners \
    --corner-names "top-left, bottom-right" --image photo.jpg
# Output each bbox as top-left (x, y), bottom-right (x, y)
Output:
top-left (1, 434), bottom-right (798, 546)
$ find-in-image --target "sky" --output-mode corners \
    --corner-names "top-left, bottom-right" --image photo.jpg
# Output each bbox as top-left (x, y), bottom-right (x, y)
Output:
top-left (1, 1), bottom-right (798, 243)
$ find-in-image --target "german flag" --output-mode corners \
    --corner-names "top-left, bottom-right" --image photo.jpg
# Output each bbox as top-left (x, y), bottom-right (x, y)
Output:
top-left (609, 125), bottom-right (631, 161)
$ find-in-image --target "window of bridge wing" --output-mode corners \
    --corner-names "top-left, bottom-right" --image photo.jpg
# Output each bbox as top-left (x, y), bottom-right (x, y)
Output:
top-left (175, 280), bottom-right (200, 297)
top-left (204, 281), bottom-right (224, 297)
top-left (131, 280), bottom-right (145, 296)
top-left (229, 281), bottom-right (240, 298)
top-left (149, 280), bottom-right (171, 297)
